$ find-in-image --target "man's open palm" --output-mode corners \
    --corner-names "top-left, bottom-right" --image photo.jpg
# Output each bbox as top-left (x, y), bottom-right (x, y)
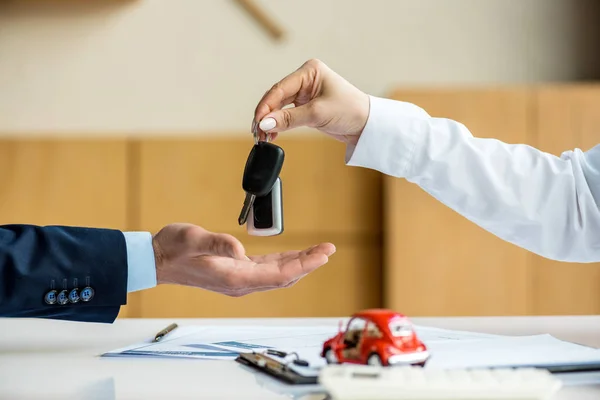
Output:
top-left (152, 223), bottom-right (335, 296)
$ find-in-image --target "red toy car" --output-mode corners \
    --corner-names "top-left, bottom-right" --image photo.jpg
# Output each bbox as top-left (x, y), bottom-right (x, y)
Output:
top-left (321, 309), bottom-right (430, 367)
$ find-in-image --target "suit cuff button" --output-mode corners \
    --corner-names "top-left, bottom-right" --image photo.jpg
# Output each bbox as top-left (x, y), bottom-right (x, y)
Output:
top-left (44, 290), bottom-right (58, 305)
top-left (69, 288), bottom-right (80, 304)
top-left (80, 286), bottom-right (95, 302)
top-left (57, 290), bottom-right (69, 305)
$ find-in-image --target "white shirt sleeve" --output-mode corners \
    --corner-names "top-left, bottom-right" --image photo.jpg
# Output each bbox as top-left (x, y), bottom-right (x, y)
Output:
top-left (122, 231), bottom-right (157, 292)
top-left (346, 95), bottom-right (600, 263)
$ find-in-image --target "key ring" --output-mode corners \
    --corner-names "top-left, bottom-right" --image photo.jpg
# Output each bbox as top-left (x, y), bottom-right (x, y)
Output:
top-left (253, 122), bottom-right (271, 144)
top-left (253, 130), bottom-right (271, 144)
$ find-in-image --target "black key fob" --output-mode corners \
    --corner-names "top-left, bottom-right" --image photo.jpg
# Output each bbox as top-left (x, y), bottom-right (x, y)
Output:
top-left (247, 177), bottom-right (283, 236)
top-left (242, 142), bottom-right (285, 197)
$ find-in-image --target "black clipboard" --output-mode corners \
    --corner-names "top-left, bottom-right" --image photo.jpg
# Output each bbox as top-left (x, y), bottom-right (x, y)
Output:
top-left (235, 345), bottom-right (600, 385)
top-left (235, 351), bottom-right (321, 385)
top-left (528, 362), bottom-right (600, 374)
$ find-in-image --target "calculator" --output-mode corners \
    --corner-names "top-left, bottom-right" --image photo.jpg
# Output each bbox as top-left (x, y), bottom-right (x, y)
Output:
top-left (318, 364), bottom-right (562, 399)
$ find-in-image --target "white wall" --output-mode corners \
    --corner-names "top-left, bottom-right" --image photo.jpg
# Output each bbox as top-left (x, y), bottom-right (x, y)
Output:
top-left (0, 0), bottom-right (597, 135)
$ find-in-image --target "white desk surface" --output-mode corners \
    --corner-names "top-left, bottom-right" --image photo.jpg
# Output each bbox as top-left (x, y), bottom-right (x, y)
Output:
top-left (1, 316), bottom-right (599, 399)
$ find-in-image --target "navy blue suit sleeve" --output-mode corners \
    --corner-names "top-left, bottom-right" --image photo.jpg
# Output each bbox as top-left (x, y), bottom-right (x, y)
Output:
top-left (0, 225), bottom-right (128, 323)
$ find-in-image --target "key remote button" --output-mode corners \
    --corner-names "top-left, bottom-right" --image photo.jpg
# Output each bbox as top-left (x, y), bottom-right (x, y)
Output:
top-left (253, 194), bottom-right (273, 229)
top-left (247, 177), bottom-right (283, 236)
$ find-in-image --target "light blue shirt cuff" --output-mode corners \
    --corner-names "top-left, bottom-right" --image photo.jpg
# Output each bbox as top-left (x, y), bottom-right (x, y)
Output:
top-left (123, 231), bottom-right (157, 293)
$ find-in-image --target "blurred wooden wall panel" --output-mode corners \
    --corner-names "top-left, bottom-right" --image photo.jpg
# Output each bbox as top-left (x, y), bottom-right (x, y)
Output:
top-left (132, 136), bottom-right (382, 317)
top-left (0, 139), bottom-right (136, 317)
top-left (383, 89), bottom-right (535, 316)
top-left (532, 85), bottom-right (600, 315)
top-left (0, 140), bottom-right (127, 227)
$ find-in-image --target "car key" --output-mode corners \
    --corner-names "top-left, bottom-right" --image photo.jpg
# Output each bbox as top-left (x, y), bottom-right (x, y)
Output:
top-left (247, 177), bottom-right (283, 236)
top-left (238, 141), bottom-right (285, 225)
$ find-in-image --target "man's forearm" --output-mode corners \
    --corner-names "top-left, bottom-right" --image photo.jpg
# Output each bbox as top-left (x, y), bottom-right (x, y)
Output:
top-left (0, 225), bottom-right (129, 322)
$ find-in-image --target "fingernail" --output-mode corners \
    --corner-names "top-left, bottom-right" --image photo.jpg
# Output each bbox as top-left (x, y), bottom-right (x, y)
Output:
top-left (259, 118), bottom-right (276, 131)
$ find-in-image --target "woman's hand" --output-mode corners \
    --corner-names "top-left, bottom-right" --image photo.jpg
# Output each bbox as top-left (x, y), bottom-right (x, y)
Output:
top-left (253, 59), bottom-right (370, 146)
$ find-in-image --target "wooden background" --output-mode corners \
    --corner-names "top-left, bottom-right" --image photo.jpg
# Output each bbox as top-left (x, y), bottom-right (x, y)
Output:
top-left (1, 84), bottom-right (598, 318)
top-left (385, 84), bottom-right (600, 317)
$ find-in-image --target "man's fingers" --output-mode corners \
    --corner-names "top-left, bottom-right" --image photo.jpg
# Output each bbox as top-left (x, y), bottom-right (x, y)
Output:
top-left (281, 252), bottom-right (329, 278)
top-left (227, 253), bottom-right (327, 289)
top-left (280, 243), bottom-right (336, 264)
top-left (248, 250), bottom-right (300, 264)
top-left (273, 244), bottom-right (334, 281)
top-left (247, 252), bottom-right (330, 288)
top-left (222, 276), bottom-right (303, 297)
top-left (247, 242), bottom-right (335, 264)
top-left (215, 242), bottom-right (335, 294)
top-left (309, 242), bottom-right (336, 256)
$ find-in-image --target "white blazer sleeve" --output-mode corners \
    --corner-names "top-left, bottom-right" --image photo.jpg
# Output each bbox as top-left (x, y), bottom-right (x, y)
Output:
top-left (346, 95), bottom-right (600, 263)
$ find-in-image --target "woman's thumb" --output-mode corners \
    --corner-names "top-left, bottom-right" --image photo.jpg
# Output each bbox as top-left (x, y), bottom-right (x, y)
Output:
top-left (259, 103), bottom-right (315, 133)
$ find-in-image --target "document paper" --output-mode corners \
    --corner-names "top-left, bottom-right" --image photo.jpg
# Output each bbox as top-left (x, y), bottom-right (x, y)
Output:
top-left (103, 324), bottom-right (600, 372)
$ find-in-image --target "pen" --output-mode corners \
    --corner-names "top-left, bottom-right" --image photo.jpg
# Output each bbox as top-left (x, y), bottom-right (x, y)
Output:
top-left (153, 323), bottom-right (178, 342)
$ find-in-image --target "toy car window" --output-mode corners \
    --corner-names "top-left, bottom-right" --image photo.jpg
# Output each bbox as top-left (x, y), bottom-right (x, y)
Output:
top-left (365, 322), bottom-right (382, 338)
top-left (343, 318), bottom-right (367, 344)
top-left (347, 317), bottom-right (366, 332)
top-left (389, 320), bottom-right (413, 337)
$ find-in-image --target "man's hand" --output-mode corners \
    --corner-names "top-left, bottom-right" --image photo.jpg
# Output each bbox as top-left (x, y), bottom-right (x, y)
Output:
top-left (151, 223), bottom-right (335, 297)
top-left (253, 59), bottom-right (370, 146)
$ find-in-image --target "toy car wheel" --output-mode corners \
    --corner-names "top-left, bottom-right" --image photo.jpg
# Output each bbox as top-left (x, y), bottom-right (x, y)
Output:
top-left (367, 353), bottom-right (382, 366)
top-left (324, 348), bottom-right (338, 364)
